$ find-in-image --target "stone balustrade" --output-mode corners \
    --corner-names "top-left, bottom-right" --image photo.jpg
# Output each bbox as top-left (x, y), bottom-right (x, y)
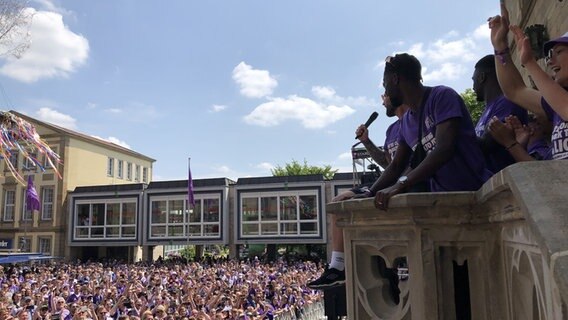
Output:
top-left (329, 161), bottom-right (568, 319)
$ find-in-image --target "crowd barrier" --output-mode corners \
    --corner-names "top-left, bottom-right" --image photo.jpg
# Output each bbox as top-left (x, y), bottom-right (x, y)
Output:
top-left (275, 300), bottom-right (325, 319)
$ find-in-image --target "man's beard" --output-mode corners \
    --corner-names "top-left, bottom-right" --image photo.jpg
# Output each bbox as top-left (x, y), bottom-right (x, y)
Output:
top-left (389, 96), bottom-right (403, 109)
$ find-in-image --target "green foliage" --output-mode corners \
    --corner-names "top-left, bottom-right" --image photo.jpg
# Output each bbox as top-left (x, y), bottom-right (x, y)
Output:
top-left (461, 88), bottom-right (485, 124)
top-left (179, 245), bottom-right (196, 260)
top-left (271, 159), bottom-right (337, 180)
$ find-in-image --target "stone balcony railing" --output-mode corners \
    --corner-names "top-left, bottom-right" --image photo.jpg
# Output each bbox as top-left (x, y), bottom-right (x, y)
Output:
top-left (329, 161), bottom-right (568, 320)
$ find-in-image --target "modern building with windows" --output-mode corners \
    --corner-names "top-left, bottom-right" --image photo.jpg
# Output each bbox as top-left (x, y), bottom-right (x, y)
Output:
top-left (63, 173), bottom-right (356, 262)
top-left (0, 111), bottom-right (155, 258)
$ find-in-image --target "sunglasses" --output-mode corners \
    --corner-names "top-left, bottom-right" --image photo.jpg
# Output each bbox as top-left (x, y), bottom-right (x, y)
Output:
top-left (385, 56), bottom-right (396, 67)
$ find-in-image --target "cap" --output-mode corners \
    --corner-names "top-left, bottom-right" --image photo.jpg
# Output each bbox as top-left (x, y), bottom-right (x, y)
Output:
top-left (544, 31), bottom-right (568, 56)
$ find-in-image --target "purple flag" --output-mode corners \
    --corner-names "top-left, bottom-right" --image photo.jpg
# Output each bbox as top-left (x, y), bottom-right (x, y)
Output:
top-left (26, 176), bottom-right (40, 211)
top-left (188, 158), bottom-right (195, 207)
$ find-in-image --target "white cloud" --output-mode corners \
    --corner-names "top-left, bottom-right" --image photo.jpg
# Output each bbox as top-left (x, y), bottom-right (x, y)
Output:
top-left (312, 86), bottom-right (337, 100)
top-left (217, 165), bottom-right (231, 173)
top-left (105, 108), bottom-right (122, 114)
top-left (91, 135), bottom-right (132, 149)
top-left (243, 95), bottom-right (355, 129)
top-left (473, 24), bottom-right (490, 40)
top-left (256, 162), bottom-right (274, 171)
top-left (210, 104), bottom-right (227, 112)
top-left (383, 23), bottom-right (493, 87)
top-left (311, 85), bottom-right (376, 108)
top-left (106, 136), bottom-right (131, 149)
top-left (338, 152), bottom-right (352, 161)
top-left (423, 62), bottom-right (467, 83)
top-left (33, 0), bottom-right (75, 18)
top-left (232, 62), bottom-right (277, 98)
top-left (35, 107), bottom-right (76, 129)
top-left (0, 8), bottom-right (89, 83)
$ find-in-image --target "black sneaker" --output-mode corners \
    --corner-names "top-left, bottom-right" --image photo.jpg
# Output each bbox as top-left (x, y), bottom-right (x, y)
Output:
top-left (307, 267), bottom-right (345, 289)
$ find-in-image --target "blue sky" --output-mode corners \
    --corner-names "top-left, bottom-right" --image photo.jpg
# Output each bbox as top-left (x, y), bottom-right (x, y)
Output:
top-left (0, 0), bottom-right (498, 181)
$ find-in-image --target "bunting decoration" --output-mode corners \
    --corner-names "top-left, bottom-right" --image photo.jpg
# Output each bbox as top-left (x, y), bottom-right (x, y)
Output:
top-left (0, 111), bottom-right (62, 185)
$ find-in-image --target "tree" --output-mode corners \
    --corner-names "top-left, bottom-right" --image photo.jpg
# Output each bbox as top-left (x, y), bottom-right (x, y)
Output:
top-left (461, 88), bottom-right (485, 124)
top-left (0, 0), bottom-right (33, 58)
top-left (271, 159), bottom-right (337, 180)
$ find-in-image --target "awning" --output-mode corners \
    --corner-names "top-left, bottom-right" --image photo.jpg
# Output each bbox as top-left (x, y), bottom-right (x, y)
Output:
top-left (0, 254), bottom-right (54, 264)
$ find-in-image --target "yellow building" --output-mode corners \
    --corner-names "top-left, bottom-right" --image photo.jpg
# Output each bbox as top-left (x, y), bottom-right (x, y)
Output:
top-left (0, 111), bottom-right (155, 258)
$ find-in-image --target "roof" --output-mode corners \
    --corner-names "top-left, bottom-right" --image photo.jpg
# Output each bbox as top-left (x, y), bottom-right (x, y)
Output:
top-left (236, 174), bottom-right (324, 185)
top-left (10, 110), bottom-right (156, 162)
top-left (332, 172), bottom-right (361, 181)
top-left (148, 178), bottom-right (234, 189)
top-left (71, 183), bottom-right (147, 194)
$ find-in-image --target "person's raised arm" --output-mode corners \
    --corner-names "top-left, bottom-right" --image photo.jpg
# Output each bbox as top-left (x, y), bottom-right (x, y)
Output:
top-left (510, 26), bottom-right (568, 121)
top-left (489, 3), bottom-right (543, 116)
top-left (356, 125), bottom-right (389, 169)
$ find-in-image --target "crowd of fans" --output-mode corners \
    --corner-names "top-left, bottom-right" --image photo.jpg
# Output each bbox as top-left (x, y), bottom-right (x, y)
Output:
top-left (0, 258), bottom-right (324, 320)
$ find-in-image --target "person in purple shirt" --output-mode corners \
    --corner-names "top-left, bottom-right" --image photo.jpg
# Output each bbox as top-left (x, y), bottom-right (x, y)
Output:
top-left (489, 3), bottom-right (568, 160)
top-left (370, 53), bottom-right (492, 209)
top-left (472, 54), bottom-right (528, 172)
top-left (307, 96), bottom-right (408, 290)
top-left (488, 114), bottom-right (552, 162)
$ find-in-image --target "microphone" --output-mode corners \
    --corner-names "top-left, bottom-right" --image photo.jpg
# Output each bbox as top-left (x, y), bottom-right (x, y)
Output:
top-left (355, 111), bottom-right (379, 139)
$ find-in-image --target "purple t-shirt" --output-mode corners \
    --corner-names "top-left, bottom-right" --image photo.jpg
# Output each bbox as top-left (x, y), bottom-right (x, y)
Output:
top-left (398, 86), bottom-right (492, 192)
top-left (542, 97), bottom-right (568, 160)
top-left (383, 119), bottom-right (401, 161)
top-left (527, 139), bottom-right (552, 160)
top-left (475, 95), bottom-right (528, 173)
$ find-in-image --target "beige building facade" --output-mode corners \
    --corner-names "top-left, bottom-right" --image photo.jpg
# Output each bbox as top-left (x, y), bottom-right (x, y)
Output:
top-left (506, 0), bottom-right (568, 82)
top-left (0, 111), bottom-right (155, 259)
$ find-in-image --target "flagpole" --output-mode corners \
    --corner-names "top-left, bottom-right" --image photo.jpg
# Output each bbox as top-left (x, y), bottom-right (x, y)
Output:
top-left (187, 157), bottom-right (193, 256)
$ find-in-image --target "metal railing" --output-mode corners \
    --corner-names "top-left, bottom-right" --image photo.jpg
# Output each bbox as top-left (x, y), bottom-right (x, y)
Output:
top-left (275, 300), bottom-right (325, 320)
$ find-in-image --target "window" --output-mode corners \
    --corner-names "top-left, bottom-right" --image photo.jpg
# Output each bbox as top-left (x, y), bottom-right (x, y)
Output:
top-left (18, 236), bottom-right (31, 252)
top-left (3, 190), bottom-right (15, 221)
top-left (135, 164), bottom-right (140, 182)
top-left (149, 194), bottom-right (221, 239)
top-left (117, 160), bottom-right (124, 179)
top-left (41, 187), bottom-right (54, 220)
top-left (107, 157), bottom-right (114, 177)
top-left (74, 201), bottom-right (137, 240)
top-left (38, 237), bottom-right (51, 254)
top-left (240, 191), bottom-right (320, 238)
top-left (23, 153), bottom-right (37, 171)
top-left (21, 189), bottom-right (33, 221)
top-left (142, 167), bottom-right (148, 183)
top-left (43, 147), bottom-right (58, 169)
top-left (126, 163), bottom-right (132, 180)
top-left (8, 151), bottom-right (18, 170)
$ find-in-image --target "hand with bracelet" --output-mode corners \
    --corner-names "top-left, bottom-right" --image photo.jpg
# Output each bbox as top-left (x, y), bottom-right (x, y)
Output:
top-left (488, 2), bottom-right (510, 62)
top-left (487, 116), bottom-right (520, 152)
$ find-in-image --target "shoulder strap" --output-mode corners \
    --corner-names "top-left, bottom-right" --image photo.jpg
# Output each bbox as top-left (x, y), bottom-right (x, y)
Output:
top-left (417, 87), bottom-right (433, 140)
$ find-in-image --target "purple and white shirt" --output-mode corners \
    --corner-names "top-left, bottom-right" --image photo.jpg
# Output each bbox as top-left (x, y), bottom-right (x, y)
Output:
top-left (384, 119), bottom-right (401, 161)
top-left (542, 97), bottom-right (568, 160)
top-left (398, 86), bottom-right (492, 192)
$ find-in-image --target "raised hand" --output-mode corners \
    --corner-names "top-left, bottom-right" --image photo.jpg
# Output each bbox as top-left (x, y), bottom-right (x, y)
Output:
top-left (505, 115), bottom-right (530, 147)
top-left (510, 25), bottom-right (536, 67)
top-left (488, 116), bottom-right (516, 148)
top-left (488, 1), bottom-right (510, 51)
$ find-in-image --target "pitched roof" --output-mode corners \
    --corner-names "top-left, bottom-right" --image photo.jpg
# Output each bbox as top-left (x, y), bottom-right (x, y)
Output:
top-left (10, 110), bottom-right (155, 162)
